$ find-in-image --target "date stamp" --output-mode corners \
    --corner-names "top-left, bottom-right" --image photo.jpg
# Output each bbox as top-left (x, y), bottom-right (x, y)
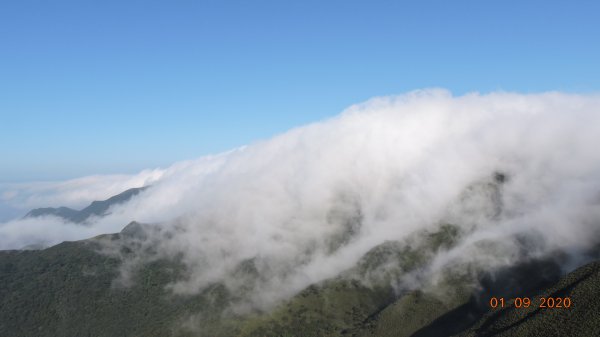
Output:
top-left (489, 297), bottom-right (572, 309)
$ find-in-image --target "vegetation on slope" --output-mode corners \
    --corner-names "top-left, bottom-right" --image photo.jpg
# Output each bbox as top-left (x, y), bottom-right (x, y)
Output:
top-left (1, 219), bottom-right (598, 337)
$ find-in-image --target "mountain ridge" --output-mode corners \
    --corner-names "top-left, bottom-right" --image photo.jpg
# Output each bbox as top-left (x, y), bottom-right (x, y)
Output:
top-left (24, 187), bottom-right (147, 223)
top-left (2, 220), bottom-right (598, 337)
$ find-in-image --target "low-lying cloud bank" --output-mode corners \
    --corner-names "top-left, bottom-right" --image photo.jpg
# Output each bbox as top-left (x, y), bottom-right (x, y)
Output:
top-left (2, 89), bottom-right (600, 308)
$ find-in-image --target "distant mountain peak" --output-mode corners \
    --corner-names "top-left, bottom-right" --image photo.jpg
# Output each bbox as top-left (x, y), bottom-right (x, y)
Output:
top-left (24, 187), bottom-right (148, 224)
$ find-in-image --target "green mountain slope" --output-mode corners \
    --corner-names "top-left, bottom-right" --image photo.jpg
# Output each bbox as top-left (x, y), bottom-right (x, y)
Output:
top-left (0, 222), bottom-right (461, 337)
top-left (3, 218), bottom-right (597, 337)
top-left (455, 260), bottom-right (600, 337)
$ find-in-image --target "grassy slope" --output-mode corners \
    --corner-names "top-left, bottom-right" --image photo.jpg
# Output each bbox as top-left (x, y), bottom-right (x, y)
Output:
top-left (1, 224), bottom-right (598, 337)
top-left (0, 238), bottom-right (235, 337)
top-left (455, 260), bottom-right (600, 337)
top-left (234, 224), bottom-right (466, 337)
top-left (0, 224), bottom-right (462, 337)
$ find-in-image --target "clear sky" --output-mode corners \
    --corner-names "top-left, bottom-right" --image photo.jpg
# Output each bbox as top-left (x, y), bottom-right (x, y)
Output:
top-left (1, 0), bottom-right (599, 182)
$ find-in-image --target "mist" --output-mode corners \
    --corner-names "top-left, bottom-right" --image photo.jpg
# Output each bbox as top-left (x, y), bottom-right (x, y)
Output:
top-left (2, 89), bottom-right (600, 309)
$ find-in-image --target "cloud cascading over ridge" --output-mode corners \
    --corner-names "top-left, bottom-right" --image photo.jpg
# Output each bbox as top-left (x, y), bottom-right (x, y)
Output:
top-left (2, 89), bottom-right (600, 308)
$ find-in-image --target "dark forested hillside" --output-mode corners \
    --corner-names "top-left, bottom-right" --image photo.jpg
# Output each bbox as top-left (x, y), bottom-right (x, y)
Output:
top-left (1, 222), bottom-right (598, 337)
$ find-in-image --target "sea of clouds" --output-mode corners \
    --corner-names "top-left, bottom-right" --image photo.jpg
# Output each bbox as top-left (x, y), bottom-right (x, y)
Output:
top-left (2, 89), bottom-right (600, 308)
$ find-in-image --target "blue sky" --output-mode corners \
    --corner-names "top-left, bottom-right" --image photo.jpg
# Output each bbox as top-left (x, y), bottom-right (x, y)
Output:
top-left (1, 0), bottom-right (599, 182)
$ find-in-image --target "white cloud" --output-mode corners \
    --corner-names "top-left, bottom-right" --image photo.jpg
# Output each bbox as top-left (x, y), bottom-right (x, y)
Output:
top-left (0, 169), bottom-right (164, 211)
top-left (2, 89), bottom-right (600, 309)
